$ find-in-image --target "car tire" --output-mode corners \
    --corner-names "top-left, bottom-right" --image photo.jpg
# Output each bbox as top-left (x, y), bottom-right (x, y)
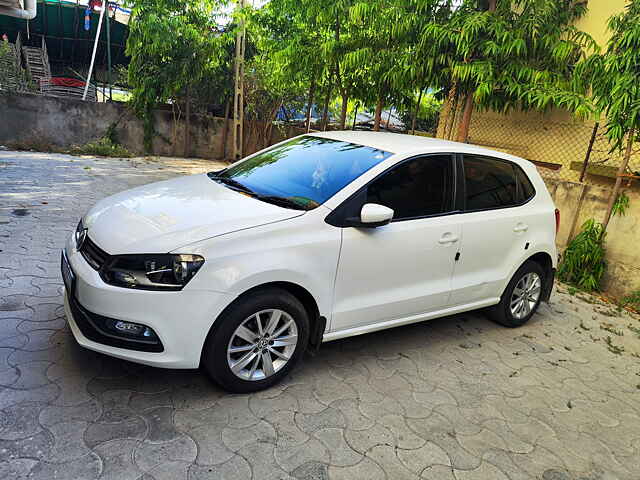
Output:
top-left (201, 287), bottom-right (309, 393)
top-left (487, 261), bottom-right (545, 328)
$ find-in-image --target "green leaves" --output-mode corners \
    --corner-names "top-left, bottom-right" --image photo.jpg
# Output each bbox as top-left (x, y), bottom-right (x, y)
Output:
top-left (558, 219), bottom-right (607, 292)
top-left (584, 1), bottom-right (640, 151)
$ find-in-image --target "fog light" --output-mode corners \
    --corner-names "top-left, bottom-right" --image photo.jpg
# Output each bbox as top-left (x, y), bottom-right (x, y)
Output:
top-left (115, 321), bottom-right (145, 335)
top-left (113, 271), bottom-right (137, 286)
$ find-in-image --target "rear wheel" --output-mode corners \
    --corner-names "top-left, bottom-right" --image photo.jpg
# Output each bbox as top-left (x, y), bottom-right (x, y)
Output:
top-left (202, 288), bottom-right (309, 393)
top-left (487, 261), bottom-right (545, 328)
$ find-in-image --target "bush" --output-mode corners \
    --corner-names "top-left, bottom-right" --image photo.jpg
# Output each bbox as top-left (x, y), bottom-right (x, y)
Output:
top-left (558, 219), bottom-right (607, 291)
top-left (69, 137), bottom-right (132, 158)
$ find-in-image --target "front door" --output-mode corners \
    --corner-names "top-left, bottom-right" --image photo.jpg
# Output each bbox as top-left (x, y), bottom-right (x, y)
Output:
top-left (331, 154), bottom-right (461, 332)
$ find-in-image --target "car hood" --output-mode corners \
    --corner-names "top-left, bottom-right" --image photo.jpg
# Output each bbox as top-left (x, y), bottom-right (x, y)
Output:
top-left (83, 174), bottom-right (304, 254)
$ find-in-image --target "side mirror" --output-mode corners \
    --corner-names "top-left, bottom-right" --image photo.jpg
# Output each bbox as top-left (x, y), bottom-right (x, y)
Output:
top-left (347, 203), bottom-right (394, 228)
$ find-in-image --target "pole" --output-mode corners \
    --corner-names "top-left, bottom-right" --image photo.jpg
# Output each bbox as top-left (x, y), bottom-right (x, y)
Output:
top-left (82, 0), bottom-right (106, 101)
top-left (105, 1), bottom-right (112, 102)
top-left (579, 122), bottom-right (599, 182)
top-left (232, 0), bottom-right (246, 161)
top-left (603, 128), bottom-right (635, 230)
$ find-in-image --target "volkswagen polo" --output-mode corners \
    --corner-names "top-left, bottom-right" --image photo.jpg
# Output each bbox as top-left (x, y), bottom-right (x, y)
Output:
top-left (61, 131), bottom-right (558, 392)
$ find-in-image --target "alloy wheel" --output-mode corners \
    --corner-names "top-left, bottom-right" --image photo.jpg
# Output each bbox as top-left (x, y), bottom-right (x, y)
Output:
top-left (226, 309), bottom-right (298, 381)
top-left (510, 272), bottom-right (542, 320)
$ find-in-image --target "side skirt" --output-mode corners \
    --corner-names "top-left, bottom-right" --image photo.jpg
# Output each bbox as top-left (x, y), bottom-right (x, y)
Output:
top-left (322, 297), bottom-right (500, 343)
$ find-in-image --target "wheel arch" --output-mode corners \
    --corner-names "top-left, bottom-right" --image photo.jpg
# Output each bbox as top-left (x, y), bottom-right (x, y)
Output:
top-left (200, 281), bottom-right (325, 367)
top-left (518, 251), bottom-right (555, 302)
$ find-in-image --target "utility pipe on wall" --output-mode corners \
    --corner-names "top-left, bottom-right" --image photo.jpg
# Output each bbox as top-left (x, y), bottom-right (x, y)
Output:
top-left (0, 0), bottom-right (36, 20)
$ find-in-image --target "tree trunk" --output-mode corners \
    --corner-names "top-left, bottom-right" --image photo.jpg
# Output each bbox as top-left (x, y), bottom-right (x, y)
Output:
top-left (321, 82), bottom-right (332, 131)
top-left (305, 78), bottom-right (316, 133)
top-left (352, 102), bottom-right (359, 130)
top-left (456, 93), bottom-right (474, 143)
top-left (411, 88), bottom-right (425, 135)
top-left (340, 91), bottom-right (349, 130)
top-left (385, 108), bottom-right (392, 130)
top-left (603, 128), bottom-right (635, 230)
top-left (373, 96), bottom-right (384, 132)
top-left (487, 0), bottom-right (497, 11)
top-left (220, 98), bottom-right (231, 160)
top-left (184, 87), bottom-right (191, 158)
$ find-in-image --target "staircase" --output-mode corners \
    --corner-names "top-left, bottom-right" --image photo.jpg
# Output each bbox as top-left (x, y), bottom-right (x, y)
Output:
top-left (21, 36), bottom-right (97, 101)
top-left (22, 36), bottom-right (51, 88)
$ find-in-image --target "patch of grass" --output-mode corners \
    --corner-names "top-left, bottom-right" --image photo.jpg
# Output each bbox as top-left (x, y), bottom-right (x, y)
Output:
top-left (620, 290), bottom-right (640, 311)
top-left (6, 138), bottom-right (63, 153)
top-left (605, 336), bottom-right (625, 355)
top-left (567, 286), bottom-right (578, 296)
top-left (69, 137), bottom-right (132, 158)
top-left (558, 219), bottom-right (606, 292)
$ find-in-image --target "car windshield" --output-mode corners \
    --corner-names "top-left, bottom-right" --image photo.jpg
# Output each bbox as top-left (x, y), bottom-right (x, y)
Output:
top-left (208, 136), bottom-right (392, 210)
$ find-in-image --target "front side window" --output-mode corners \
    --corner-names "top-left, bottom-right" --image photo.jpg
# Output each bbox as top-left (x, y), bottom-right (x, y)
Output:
top-left (365, 155), bottom-right (454, 220)
top-left (210, 136), bottom-right (392, 210)
top-left (463, 155), bottom-right (518, 210)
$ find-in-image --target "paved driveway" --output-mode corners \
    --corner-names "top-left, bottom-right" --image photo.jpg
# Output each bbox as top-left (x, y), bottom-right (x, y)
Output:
top-left (1, 151), bottom-right (639, 480)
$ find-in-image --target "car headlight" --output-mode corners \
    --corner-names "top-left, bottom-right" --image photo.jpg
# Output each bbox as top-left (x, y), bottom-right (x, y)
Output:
top-left (75, 219), bottom-right (87, 249)
top-left (101, 254), bottom-right (205, 291)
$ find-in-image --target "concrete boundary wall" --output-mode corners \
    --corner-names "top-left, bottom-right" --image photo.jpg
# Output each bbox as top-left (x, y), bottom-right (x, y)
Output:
top-left (0, 93), bottom-right (301, 159)
top-left (546, 178), bottom-right (640, 299)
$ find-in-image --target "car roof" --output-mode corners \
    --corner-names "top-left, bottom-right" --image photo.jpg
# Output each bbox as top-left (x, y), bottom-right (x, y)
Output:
top-left (308, 130), bottom-right (527, 165)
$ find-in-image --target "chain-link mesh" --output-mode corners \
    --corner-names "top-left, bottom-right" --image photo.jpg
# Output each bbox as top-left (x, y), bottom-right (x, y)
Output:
top-left (437, 101), bottom-right (640, 187)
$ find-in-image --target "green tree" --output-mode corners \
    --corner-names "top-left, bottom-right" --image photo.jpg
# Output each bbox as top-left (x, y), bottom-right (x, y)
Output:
top-left (421, 0), bottom-right (596, 143)
top-left (581, 0), bottom-right (640, 228)
top-left (126, 0), bottom-right (231, 152)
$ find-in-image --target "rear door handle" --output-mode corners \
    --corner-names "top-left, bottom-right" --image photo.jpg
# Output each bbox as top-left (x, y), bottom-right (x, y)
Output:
top-left (438, 233), bottom-right (459, 245)
top-left (513, 223), bottom-right (529, 233)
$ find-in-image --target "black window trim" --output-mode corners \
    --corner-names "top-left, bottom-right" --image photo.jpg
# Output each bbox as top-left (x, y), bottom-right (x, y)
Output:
top-left (325, 152), bottom-right (460, 227)
top-left (457, 153), bottom-right (537, 214)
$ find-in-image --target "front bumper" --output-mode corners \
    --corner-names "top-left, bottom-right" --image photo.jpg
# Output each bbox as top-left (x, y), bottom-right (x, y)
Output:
top-left (62, 236), bottom-right (233, 369)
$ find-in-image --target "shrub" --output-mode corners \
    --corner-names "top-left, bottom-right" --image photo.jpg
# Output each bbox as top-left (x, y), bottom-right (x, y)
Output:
top-left (69, 137), bottom-right (132, 158)
top-left (558, 219), bottom-right (606, 291)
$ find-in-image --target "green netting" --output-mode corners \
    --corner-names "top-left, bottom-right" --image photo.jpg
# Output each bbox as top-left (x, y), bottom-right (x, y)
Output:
top-left (0, 1), bottom-right (129, 69)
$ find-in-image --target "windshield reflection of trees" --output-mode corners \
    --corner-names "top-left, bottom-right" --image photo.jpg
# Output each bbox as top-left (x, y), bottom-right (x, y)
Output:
top-left (221, 137), bottom-right (389, 179)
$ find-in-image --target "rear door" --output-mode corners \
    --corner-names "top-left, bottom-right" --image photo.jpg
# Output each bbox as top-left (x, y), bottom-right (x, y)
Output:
top-left (331, 154), bottom-right (461, 332)
top-left (449, 154), bottom-right (538, 306)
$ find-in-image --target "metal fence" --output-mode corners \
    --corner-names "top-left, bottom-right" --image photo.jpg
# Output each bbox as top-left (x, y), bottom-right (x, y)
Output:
top-left (437, 102), bottom-right (640, 188)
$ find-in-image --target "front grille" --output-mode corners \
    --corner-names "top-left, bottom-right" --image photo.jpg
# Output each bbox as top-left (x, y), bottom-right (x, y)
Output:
top-left (80, 236), bottom-right (109, 270)
top-left (67, 292), bottom-right (164, 353)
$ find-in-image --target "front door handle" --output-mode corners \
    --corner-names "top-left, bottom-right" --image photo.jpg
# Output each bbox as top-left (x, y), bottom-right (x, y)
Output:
top-left (438, 233), bottom-right (459, 245)
top-left (513, 223), bottom-right (529, 233)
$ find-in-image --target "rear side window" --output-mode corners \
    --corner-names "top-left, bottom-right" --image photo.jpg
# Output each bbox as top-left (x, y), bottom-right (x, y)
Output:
top-left (463, 155), bottom-right (518, 210)
top-left (366, 155), bottom-right (454, 220)
top-left (515, 166), bottom-right (536, 202)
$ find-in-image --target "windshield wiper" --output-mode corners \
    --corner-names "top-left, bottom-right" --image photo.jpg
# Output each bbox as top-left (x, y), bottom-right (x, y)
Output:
top-left (252, 195), bottom-right (310, 211)
top-left (208, 174), bottom-right (255, 195)
top-left (209, 174), bottom-right (311, 210)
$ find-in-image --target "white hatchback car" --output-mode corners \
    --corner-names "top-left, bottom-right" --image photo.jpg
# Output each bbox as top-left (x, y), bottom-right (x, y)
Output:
top-left (62, 131), bottom-right (558, 392)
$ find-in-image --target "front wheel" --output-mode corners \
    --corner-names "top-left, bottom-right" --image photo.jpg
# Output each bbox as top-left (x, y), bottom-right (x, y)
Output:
top-left (487, 261), bottom-right (545, 328)
top-left (202, 288), bottom-right (309, 393)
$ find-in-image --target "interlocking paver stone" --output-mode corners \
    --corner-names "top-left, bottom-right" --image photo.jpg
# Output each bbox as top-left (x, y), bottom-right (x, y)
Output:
top-left (1, 150), bottom-right (640, 479)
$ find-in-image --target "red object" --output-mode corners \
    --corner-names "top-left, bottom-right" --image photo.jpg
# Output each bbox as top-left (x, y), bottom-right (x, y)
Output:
top-left (89, 0), bottom-right (116, 12)
top-left (49, 77), bottom-right (86, 88)
top-left (555, 208), bottom-right (560, 237)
